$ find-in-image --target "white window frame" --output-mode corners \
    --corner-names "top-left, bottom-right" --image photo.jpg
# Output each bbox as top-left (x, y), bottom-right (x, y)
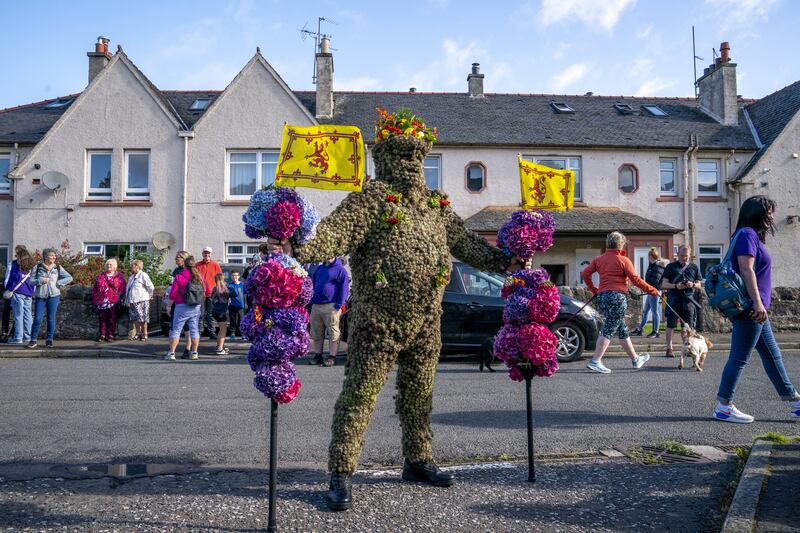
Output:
top-left (0, 153), bottom-right (10, 195)
top-left (698, 245), bottom-right (723, 276)
top-left (643, 104), bottom-right (668, 116)
top-left (225, 243), bottom-right (261, 265)
top-left (523, 155), bottom-right (583, 201)
top-left (697, 158), bottom-right (721, 197)
top-left (124, 150), bottom-right (150, 200)
top-left (189, 98), bottom-right (211, 110)
top-left (226, 150), bottom-right (279, 200)
top-left (424, 155), bottom-right (442, 190)
top-left (83, 243), bottom-right (149, 258)
top-left (87, 150), bottom-right (113, 200)
top-left (659, 158), bottom-right (678, 196)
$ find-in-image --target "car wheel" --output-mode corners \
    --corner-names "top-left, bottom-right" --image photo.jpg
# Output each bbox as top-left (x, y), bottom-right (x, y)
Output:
top-left (550, 321), bottom-right (586, 362)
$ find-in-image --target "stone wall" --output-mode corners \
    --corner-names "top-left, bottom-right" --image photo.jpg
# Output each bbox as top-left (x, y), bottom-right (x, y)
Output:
top-left (557, 286), bottom-right (800, 333)
top-left (11, 286), bottom-right (168, 340)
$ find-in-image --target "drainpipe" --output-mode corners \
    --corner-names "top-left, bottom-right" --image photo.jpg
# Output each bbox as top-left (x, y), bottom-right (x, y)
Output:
top-left (178, 131), bottom-right (195, 251)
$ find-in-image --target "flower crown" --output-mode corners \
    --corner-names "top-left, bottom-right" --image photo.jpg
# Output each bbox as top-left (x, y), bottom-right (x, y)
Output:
top-left (374, 108), bottom-right (438, 143)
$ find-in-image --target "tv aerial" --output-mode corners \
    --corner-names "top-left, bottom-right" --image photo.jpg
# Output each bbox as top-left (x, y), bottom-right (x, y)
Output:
top-left (42, 171), bottom-right (70, 191)
top-left (299, 16), bottom-right (338, 84)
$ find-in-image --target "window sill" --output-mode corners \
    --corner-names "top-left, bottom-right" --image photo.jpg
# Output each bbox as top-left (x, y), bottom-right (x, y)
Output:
top-left (572, 201), bottom-right (587, 207)
top-left (0, 194), bottom-right (12, 200)
top-left (221, 200), bottom-right (251, 206)
top-left (656, 196), bottom-right (682, 202)
top-left (694, 196), bottom-right (727, 203)
top-left (79, 201), bottom-right (153, 207)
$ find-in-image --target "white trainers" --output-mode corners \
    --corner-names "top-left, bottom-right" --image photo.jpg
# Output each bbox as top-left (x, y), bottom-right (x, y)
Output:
top-left (190, 351), bottom-right (199, 360)
top-left (164, 352), bottom-right (176, 361)
top-left (713, 403), bottom-right (754, 424)
top-left (632, 353), bottom-right (650, 369)
top-left (790, 400), bottom-right (800, 419)
top-left (587, 360), bottom-right (612, 374)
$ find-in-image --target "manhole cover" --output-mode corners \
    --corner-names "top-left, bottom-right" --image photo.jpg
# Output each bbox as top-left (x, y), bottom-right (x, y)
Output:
top-left (617, 446), bottom-right (709, 465)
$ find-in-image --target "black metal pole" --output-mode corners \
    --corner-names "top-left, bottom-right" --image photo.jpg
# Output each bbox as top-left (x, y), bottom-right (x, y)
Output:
top-left (525, 377), bottom-right (535, 482)
top-left (267, 399), bottom-right (278, 533)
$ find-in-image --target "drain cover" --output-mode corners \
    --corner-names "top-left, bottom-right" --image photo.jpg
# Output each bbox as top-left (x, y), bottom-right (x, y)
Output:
top-left (617, 446), bottom-right (709, 465)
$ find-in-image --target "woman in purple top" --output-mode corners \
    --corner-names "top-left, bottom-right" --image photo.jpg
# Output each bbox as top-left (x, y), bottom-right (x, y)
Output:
top-left (714, 196), bottom-right (800, 423)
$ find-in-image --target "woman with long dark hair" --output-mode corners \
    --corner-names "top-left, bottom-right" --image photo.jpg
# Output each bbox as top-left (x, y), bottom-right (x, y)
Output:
top-left (164, 255), bottom-right (204, 360)
top-left (713, 195), bottom-right (800, 423)
top-left (4, 246), bottom-right (36, 344)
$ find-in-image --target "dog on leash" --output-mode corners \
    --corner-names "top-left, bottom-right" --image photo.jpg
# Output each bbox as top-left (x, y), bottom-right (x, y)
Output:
top-left (679, 329), bottom-right (713, 371)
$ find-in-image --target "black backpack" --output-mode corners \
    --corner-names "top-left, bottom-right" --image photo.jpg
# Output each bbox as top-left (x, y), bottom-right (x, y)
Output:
top-left (183, 278), bottom-right (205, 306)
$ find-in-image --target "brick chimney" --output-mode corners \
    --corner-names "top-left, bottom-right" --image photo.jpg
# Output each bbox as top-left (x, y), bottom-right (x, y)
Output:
top-left (87, 36), bottom-right (111, 84)
top-left (696, 41), bottom-right (738, 125)
top-left (467, 63), bottom-right (484, 98)
top-left (315, 35), bottom-right (334, 119)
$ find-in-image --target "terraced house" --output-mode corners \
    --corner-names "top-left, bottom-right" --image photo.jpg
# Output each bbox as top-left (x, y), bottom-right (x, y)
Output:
top-left (2, 37), bottom-right (798, 285)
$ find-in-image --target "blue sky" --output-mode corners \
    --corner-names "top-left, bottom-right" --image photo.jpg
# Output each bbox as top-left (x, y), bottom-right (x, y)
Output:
top-left (1, 0), bottom-right (797, 109)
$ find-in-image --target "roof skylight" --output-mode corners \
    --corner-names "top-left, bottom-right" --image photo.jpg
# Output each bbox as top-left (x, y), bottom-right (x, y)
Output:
top-left (550, 102), bottom-right (575, 114)
top-left (614, 103), bottom-right (635, 114)
top-left (43, 98), bottom-right (74, 109)
top-left (643, 104), bottom-right (668, 116)
top-left (189, 98), bottom-right (212, 111)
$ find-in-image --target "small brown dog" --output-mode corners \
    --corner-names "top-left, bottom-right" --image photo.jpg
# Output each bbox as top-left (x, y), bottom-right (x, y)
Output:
top-left (679, 329), bottom-right (713, 371)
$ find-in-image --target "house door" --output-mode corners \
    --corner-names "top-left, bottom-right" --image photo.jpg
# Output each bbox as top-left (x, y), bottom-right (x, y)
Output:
top-left (575, 249), bottom-right (599, 288)
top-left (633, 247), bottom-right (651, 278)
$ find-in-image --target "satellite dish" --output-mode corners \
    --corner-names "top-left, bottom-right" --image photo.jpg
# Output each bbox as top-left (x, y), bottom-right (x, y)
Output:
top-left (151, 232), bottom-right (177, 251)
top-left (42, 171), bottom-right (70, 191)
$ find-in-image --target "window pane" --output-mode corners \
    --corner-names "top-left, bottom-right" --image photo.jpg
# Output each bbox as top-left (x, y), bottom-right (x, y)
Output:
top-left (466, 165), bottom-right (484, 192)
top-left (699, 258), bottom-right (719, 276)
top-left (698, 172), bottom-right (719, 192)
top-left (0, 246), bottom-right (8, 266)
top-left (230, 152), bottom-right (257, 163)
top-left (230, 157), bottom-right (257, 196)
top-left (697, 161), bottom-right (718, 172)
top-left (618, 166), bottom-right (636, 193)
top-left (246, 245), bottom-right (260, 255)
top-left (0, 156), bottom-right (10, 192)
top-left (127, 153), bottom-right (149, 189)
top-left (424, 156), bottom-right (440, 189)
top-left (537, 159), bottom-right (566, 170)
top-left (569, 159), bottom-right (582, 201)
top-left (261, 152), bottom-right (279, 187)
top-left (660, 159), bottom-right (676, 194)
top-left (90, 153), bottom-right (112, 189)
top-left (660, 159), bottom-right (675, 170)
top-left (227, 245), bottom-right (243, 255)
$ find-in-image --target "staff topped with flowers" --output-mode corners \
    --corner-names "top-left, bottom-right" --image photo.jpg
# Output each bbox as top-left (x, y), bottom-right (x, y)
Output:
top-left (375, 108), bottom-right (438, 144)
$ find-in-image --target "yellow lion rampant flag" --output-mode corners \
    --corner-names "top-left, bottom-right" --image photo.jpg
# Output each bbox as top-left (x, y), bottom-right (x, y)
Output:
top-left (275, 124), bottom-right (365, 191)
top-left (518, 155), bottom-right (575, 211)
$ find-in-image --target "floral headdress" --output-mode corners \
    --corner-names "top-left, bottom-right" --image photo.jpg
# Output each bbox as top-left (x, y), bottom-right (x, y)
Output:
top-left (242, 186), bottom-right (320, 244)
top-left (375, 108), bottom-right (438, 144)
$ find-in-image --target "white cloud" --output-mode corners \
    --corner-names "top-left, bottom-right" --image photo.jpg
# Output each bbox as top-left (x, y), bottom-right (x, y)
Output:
top-left (550, 63), bottom-right (590, 92)
top-left (705, 0), bottom-right (779, 32)
top-left (335, 76), bottom-right (382, 91)
top-left (178, 62), bottom-right (240, 90)
top-left (634, 77), bottom-right (678, 96)
top-left (405, 39), bottom-right (488, 91)
top-left (635, 24), bottom-right (653, 39)
top-left (539, 0), bottom-right (637, 32)
top-left (335, 9), bottom-right (366, 26)
top-left (629, 58), bottom-right (654, 79)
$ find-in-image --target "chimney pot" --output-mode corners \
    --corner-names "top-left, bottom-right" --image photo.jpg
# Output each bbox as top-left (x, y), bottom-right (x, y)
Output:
top-left (87, 36), bottom-right (111, 84)
top-left (720, 41), bottom-right (730, 63)
top-left (467, 62), bottom-right (485, 98)
top-left (409, 87), bottom-right (417, 93)
top-left (320, 35), bottom-right (331, 54)
top-left (471, 62), bottom-right (480, 74)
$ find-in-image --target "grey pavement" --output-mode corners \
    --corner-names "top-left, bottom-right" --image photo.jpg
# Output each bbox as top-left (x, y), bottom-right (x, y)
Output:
top-left (1, 346), bottom-right (800, 467)
top-left (755, 442), bottom-right (800, 532)
top-left (0, 458), bottom-right (736, 532)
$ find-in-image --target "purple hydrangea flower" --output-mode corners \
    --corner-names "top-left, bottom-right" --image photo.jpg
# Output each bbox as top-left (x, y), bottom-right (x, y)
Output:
top-left (253, 362), bottom-right (297, 397)
top-left (503, 294), bottom-right (530, 324)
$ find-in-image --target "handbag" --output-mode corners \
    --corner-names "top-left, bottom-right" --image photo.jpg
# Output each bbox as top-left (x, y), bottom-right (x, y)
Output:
top-left (705, 229), bottom-right (753, 319)
top-left (3, 272), bottom-right (30, 300)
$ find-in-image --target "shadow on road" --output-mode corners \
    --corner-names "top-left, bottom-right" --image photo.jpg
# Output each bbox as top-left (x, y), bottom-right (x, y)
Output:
top-left (431, 409), bottom-right (708, 429)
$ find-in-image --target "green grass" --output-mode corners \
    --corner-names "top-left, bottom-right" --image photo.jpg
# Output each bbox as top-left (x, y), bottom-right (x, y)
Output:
top-left (658, 441), bottom-right (702, 457)
top-left (718, 446), bottom-right (752, 515)
top-left (753, 431), bottom-right (800, 443)
top-left (627, 445), bottom-right (664, 465)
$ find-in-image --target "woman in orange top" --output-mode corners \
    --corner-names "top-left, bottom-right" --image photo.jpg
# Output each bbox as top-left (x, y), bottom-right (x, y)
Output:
top-left (581, 232), bottom-right (660, 374)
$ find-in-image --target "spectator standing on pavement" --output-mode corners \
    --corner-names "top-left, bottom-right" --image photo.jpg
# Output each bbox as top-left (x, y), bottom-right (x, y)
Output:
top-left (91, 258), bottom-right (127, 342)
top-left (713, 196), bottom-right (800, 423)
top-left (28, 248), bottom-right (73, 348)
top-left (197, 246), bottom-right (222, 340)
top-left (1, 259), bottom-right (12, 342)
top-left (308, 256), bottom-right (349, 367)
top-left (581, 232), bottom-right (659, 374)
top-left (661, 245), bottom-right (703, 357)
top-left (126, 259), bottom-right (155, 341)
top-left (227, 270), bottom-right (245, 339)
top-left (169, 251), bottom-right (192, 357)
top-left (4, 246), bottom-right (36, 345)
top-left (631, 248), bottom-right (666, 338)
top-left (165, 255), bottom-right (204, 361)
top-left (211, 274), bottom-right (231, 355)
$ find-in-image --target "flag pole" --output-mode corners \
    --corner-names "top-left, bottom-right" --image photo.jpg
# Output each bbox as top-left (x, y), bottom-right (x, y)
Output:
top-left (525, 376), bottom-right (535, 482)
top-left (267, 399), bottom-right (278, 532)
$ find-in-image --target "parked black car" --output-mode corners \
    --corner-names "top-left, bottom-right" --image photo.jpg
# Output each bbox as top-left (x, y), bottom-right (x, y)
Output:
top-left (342, 261), bottom-right (601, 362)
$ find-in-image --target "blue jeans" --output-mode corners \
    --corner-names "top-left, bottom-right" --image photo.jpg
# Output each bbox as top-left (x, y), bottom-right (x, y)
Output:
top-left (10, 293), bottom-right (33, 342)
top-left (31, 296), bottom-right (60, 341)
top-left (717, 318), bottom-right (798, 403)
top-left (170, 304), bottom-right (201, 339)
top-left (637, 294), bottom-right (661, 332)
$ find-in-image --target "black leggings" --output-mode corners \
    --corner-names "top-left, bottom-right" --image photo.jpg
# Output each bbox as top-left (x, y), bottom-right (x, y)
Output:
top-left (228, 306), bottom-right (244, 336)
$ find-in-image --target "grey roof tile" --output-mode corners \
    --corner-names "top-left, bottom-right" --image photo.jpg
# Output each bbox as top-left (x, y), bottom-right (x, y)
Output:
top-left (464, 206), bottom-right (682, 234)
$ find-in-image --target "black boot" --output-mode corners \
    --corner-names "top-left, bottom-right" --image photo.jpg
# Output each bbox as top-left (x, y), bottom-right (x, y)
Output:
top-left (401, 459), bottom-right (454, 487)
top-left (326, 472), bottom-right (352, 511)
top-left (309, 353), bottom-right (324, 365)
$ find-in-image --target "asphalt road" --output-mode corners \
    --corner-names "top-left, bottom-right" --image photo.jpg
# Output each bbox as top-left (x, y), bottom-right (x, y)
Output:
top-left (1, 350), bottom-right (798, 469)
